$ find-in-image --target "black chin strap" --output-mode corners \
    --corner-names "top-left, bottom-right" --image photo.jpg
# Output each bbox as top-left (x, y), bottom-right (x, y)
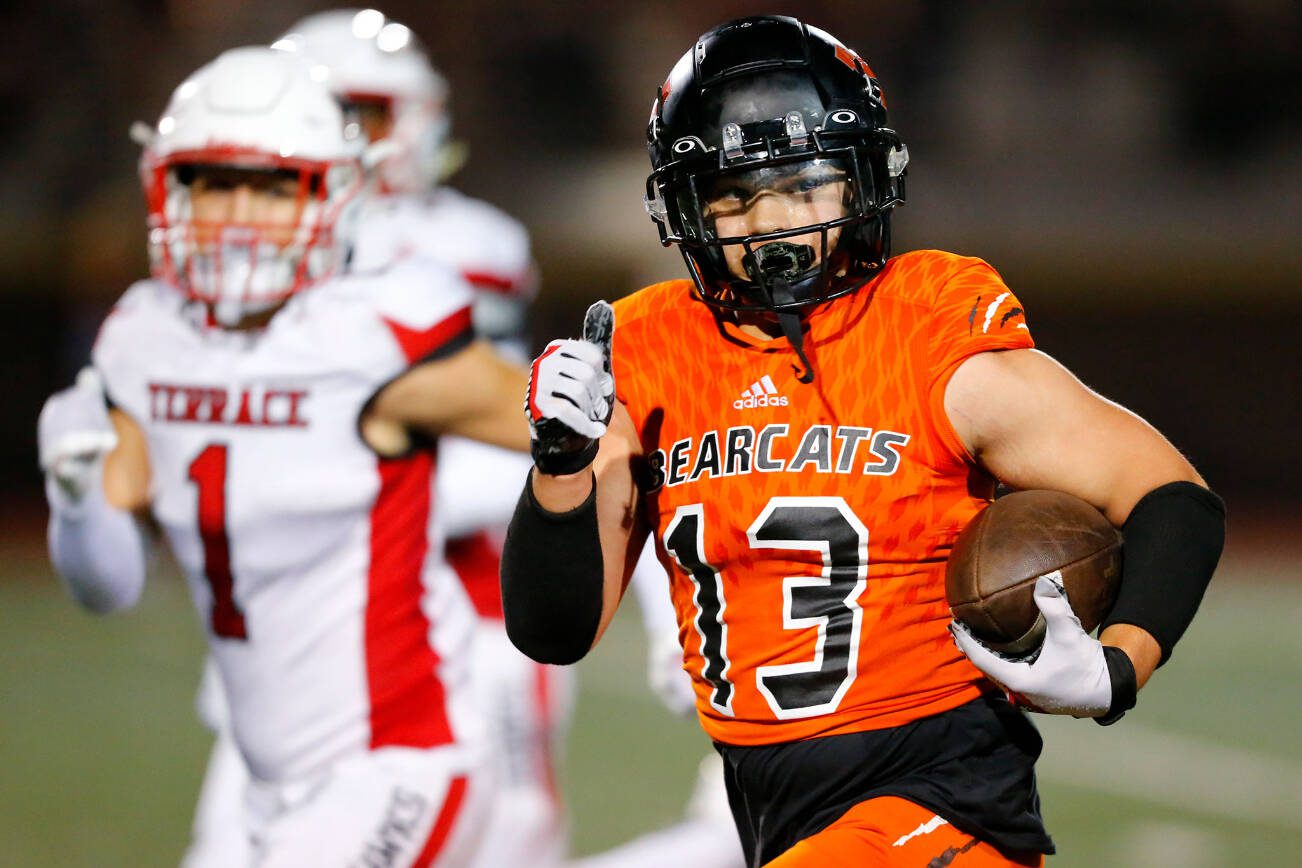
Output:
top-left (768, 277), bottom-right (815, 384)
top-left (742, 243), bottom-right (820, 384)
top-left (777, 310), bottom-right (815, 383)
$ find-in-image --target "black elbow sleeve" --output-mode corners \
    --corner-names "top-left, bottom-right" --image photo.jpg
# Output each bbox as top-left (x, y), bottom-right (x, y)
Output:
top-left (1101, 481), bottom-right (1226, 664)
top-left (500, 473), bottom-right (604, 665)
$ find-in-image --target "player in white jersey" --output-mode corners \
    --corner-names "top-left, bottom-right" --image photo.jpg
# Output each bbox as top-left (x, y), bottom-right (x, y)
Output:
top-left (151, 13), bottom-right (560, 868)
top-left (38, 46), bottom-right (533, 867)
top-left (267, 10), bottom-right (742, 868)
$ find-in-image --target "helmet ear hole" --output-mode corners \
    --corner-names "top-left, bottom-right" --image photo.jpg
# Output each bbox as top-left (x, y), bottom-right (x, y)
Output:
top-left (825, 109), bottom-right (860, 129)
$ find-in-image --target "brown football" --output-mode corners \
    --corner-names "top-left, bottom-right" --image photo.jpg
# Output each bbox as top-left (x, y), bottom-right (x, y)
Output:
top-left (946, 490), bottom-right (1123, 656)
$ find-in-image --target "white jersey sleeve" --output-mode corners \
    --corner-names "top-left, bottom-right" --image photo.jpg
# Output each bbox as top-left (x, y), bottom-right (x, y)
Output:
top-left (355, 189), bottom-right (535, 298)
top-left (92, 280), bottom-right (185, 422)
top-left (418, 188), bottom-right (537, 301)
top-left (436, 437), bottom-right (533, 540)
top-left (356, 255), bottom-right (477, 367)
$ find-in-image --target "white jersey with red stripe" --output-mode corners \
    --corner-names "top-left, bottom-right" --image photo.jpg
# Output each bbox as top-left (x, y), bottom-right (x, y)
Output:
top-left (352, 187), bottom-right (536, 307)
top-left (351, 184), bottom-right (537, 620)
top-left (93, 262), bottom-right (481, 785)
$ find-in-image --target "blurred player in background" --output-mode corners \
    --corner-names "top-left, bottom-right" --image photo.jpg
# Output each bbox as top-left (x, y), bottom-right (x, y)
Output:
top-left (176, 9), bottom-right (553, 867)
top-left (503, 15), bottom-right (1225, 867)
top-left (38, 45), bottom-right (531, 866)
top-left (177, 9), bottom-right (742, 868)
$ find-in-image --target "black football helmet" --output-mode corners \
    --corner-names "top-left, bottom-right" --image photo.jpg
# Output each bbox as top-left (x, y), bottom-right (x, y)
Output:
top-left (645, 16), bottom-right (907, 378)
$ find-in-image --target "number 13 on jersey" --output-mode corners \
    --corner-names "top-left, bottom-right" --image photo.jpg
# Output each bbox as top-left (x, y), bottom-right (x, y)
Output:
top-left (663, 496), bottom-right (868, 720)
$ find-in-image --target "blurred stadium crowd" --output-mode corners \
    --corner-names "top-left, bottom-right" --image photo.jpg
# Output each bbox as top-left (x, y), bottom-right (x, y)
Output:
top-left (2, 0), bottom-right (1298, 511)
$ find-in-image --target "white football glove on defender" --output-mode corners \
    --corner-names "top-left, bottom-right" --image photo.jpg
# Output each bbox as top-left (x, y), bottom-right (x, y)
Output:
top-left (951, 574), bottom-right (1114, 718)
top-left (38, 368), bottom-right (119, 508)
top-left (526, 301), bottom-right (615, 475)
top-left (646, 629), bottom-right (696, 717)
top-left (39, 367), bottom-right (148, 613)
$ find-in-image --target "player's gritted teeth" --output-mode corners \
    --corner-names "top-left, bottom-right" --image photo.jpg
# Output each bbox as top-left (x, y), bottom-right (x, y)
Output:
top-left (700, 159), bottom-right (852, 282)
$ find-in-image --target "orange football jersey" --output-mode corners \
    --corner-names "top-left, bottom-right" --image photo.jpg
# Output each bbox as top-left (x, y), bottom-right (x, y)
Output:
top-left (610, 249), bottom-right (1035, 746)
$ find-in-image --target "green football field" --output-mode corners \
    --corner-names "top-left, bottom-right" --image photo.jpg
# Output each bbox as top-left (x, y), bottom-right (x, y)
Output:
top-left (2, 536), bottom-right (1299, 866)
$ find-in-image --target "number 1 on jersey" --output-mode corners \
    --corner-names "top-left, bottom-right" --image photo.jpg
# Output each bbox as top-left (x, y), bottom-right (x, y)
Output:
top-left (188, 443), bottom-right (248, 640)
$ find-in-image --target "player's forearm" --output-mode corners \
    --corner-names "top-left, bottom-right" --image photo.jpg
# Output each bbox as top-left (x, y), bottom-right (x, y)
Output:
top-left (373, 341), bottom-right (532, 452)
top-left (501, 470), bottom-right (605, 664)
top-left (1102, 481), bottom-right (1225, 665)
top-left (436, 362), bottom-right (533, 452)
top-left (46, 475), bottom-right (148, 613)
top-left (1098, 624), bottom-right (1160, 690)
top-left (530, 466), bottom-right (596, 512)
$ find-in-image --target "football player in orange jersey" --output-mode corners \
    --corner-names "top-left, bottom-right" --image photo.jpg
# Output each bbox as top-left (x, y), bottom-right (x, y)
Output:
top-left (501, 15), bottom-right (1225, 868)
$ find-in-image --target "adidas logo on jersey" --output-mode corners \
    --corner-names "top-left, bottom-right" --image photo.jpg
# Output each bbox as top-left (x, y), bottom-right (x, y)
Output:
top-left (733, 375), bottom-right (789, 410)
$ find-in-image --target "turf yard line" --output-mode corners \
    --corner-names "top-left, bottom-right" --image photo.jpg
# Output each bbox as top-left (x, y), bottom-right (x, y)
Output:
top-left (1035, 717), bottom-right (1302, 828)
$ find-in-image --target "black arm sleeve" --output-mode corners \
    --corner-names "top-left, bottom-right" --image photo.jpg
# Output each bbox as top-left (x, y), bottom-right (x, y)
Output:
top-left (1101, 481), bottom-right (1226, 665)
top-left (500, 472), bottom-right (605, 665)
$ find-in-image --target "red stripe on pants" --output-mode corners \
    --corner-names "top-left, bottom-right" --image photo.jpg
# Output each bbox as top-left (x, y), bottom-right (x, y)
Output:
top-left (412, 775), bottom-right (470, 868)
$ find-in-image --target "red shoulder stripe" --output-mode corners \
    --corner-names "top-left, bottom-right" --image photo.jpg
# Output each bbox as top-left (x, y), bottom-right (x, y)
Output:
top-left (382, 306), bottom-right (473, 364)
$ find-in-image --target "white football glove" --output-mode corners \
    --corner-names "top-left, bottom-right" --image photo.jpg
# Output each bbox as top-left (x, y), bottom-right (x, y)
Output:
top-left (38, 368), bottom-right (118, 506)
top-left (647, 629), bottom-right (696, 717)
top-left (951, 574), bottom-right (1114, 718)
top-left (526, 301), bottom-right (615, 475)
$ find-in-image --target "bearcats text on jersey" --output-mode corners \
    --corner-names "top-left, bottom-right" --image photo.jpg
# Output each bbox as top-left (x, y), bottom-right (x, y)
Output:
top-left (646, 423), bottom-right (911, 491)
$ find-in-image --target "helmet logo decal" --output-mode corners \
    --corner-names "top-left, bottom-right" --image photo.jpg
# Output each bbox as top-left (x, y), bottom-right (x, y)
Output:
top-left (834, 44), bottom-right (874, 78)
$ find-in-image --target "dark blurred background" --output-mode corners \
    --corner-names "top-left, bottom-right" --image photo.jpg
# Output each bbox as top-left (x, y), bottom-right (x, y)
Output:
top-left (3, 3), bottom-right (1300, 864)
top-left (3, 0), bottom-right (1298, 514)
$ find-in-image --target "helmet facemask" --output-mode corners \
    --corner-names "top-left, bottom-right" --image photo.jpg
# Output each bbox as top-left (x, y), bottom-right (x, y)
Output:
top-left (139, 46), bottom-right (371, 327)
top-left (655, 147), bottom-right (889, 314)
top-left (647, 79), bottom-right (906, 321)
top-left (145, 155), bottom-right (365, 325)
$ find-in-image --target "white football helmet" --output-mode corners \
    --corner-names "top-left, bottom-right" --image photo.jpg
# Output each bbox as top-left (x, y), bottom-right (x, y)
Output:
top-left (139, 46), bottom-right (367, 324)
top-left (273, 8), bottom-right (453, 193)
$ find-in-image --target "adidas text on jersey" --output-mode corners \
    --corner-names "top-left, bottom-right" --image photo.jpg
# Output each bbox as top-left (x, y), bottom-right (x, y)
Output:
top-left (733, 375), bottom-right (789, 410)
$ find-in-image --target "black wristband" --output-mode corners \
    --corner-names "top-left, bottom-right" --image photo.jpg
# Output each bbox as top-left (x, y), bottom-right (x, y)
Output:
top-left (1094, 645), bottom-right (1138, 726)
top-left (531, 436), bottom-right (599, 477)
top-left (500, 472), bottom-right (605, 665)
top-left (1101, 481), bottom-right (1225, 665)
